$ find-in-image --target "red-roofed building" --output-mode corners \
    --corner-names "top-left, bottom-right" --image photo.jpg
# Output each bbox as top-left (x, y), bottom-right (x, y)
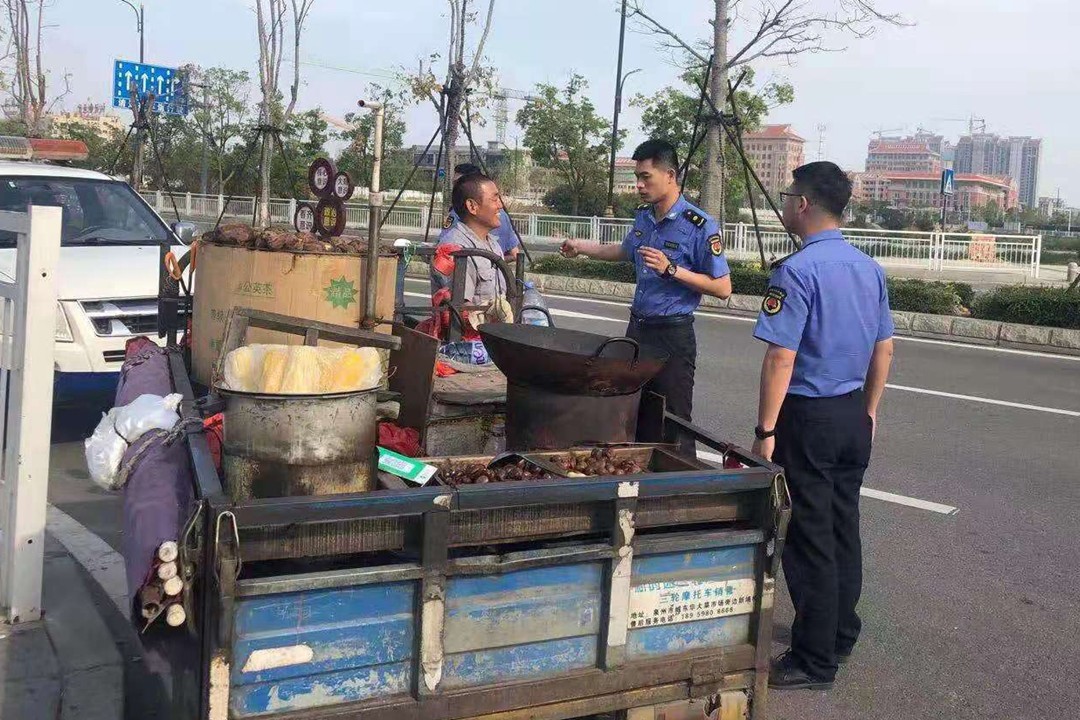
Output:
top-left (862, 172), bottom-right (1019, 213)
top-left (866, 137), bottom-right (943, 174)
top-left (742, 124), bottom-right (805, 199)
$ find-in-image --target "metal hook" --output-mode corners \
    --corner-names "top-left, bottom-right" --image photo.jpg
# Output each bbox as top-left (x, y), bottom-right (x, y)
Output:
top-left (213, 510), bottom-right (242, 582)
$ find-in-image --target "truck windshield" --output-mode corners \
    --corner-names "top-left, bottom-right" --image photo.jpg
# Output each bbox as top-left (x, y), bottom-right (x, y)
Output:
top-left (0, 176), bottom-right (171, 247)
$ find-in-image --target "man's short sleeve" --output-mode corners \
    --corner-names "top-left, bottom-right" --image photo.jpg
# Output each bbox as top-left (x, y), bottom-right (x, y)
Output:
top-left (692, 217), bottom-right (730, 279)
top-left (436, 212), bottom-right (458, 245)
top-left (877, 272), bottom-right (895, 341)
top-left (621, 218), bottom-right (640, 260)
top-left (753, 264), bottom-right (811, 352)
top-left (495, 210), bottom-right (519, 253)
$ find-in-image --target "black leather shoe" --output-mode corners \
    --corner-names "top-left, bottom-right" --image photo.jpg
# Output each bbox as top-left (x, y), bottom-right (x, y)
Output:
top-left (769, 650), bottom-right (835, 690)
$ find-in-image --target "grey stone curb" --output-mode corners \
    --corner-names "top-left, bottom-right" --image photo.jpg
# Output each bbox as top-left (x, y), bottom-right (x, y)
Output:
top-left (406, 262), bottom-right (1080, 356)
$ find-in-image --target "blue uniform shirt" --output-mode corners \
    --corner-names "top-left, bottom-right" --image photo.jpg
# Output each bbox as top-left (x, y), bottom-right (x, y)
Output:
top-left (753, 229), bottom-right (895, 398)
top-left (439, 209), bottom-right (519, 254)
top-left (621, 196), bottom-right (730, 318)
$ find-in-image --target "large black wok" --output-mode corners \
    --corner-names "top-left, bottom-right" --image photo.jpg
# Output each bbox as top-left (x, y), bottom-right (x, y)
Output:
top-left (479, 324), bottom-right (668, 396)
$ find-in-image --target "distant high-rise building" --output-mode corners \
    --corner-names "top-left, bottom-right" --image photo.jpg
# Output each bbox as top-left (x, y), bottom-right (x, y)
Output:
top-left (866, 135), bottom-right (943, 175)
top-left (954, 134), bottom-right (1041, 209)
top-left (742, 124), bottom-right (805, 199)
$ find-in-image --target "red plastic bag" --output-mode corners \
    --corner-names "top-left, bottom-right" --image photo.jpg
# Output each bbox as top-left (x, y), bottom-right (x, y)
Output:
top-left (432, 243), bottom-right (462, 278)
top-left (378, 422), bottom-right (422, 457)
top-left (203, 413), bottom-right (224, 472)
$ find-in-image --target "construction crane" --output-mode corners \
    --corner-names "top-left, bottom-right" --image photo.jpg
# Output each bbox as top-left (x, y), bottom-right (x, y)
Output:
top-left (931, 116), bottom-right (987, 135)
top-left (871, 127), bottom-right (904, 139)
top-left (490, 87), bottom-right (537, 147)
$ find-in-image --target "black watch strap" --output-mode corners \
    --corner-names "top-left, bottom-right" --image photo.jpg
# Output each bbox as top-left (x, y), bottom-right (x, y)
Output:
top-left (754, 425), bottom-right (776, 440)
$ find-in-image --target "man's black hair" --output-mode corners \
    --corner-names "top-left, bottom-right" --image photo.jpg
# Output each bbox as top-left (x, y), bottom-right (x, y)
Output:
top-left (791, 161), bottom-right (852, 218)
top-left (454, 162), bottom-right (481, 176)
top-left (452, 172), bottom-right (494, 218)
top-left (632, 139), bottom-right (680, 174)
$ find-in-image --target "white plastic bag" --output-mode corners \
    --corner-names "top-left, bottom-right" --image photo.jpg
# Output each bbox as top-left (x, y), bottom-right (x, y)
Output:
top-left (113, 393), bottom-right (183, 443)
top-left (84, 394), bottom-right (183, 491)
top-left (85, 408), bottom-right (127, 491)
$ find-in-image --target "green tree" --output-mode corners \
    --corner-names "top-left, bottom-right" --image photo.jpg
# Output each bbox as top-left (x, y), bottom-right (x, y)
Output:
top-left (517, 74), bottom-right (621, 216)
top-left (190, 66), bottom-right (253, 193)
top-left (632, 66), bottom-right (792, 221)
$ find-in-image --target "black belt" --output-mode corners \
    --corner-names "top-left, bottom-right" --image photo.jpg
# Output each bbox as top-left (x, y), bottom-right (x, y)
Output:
top-left (629, 313), bottom-right (694, 327)
top-left (785, 388), bottom-right (865, 404)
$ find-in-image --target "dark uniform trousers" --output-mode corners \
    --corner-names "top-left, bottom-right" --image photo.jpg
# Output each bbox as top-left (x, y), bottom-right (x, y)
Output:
top-left (775, 388), bottom-right (873, 681)
top-left (627, 315), bottom-right (697, 456)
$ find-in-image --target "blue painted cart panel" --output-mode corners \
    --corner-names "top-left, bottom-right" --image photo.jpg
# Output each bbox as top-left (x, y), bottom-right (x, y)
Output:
top-left (627, 545), bottom-right (757, 661)
top-left (230, 661), bottom-right (412, 717)
top-left (230, 581), bottom-right (416, 717)
top-left (443, 562), bottom-right (603, 688)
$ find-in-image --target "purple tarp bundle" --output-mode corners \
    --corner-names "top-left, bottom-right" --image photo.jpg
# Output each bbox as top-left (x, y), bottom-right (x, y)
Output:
top-left (116, 343), bottom-right (173, 408)
top-left (116, 343), bottom-right (193, 620)
top-left (121, 432), bottom-right (193, 618)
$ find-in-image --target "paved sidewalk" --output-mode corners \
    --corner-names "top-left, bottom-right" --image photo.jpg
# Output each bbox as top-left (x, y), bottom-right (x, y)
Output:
top-left (0, 535), bottom-right (123, 720)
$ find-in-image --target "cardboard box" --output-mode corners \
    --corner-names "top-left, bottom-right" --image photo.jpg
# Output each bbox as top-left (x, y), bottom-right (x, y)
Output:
top-left (192, 242), bottom-right (399, 386)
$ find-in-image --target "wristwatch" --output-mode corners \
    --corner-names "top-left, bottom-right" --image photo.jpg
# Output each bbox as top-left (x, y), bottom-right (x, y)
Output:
top-left (662, 262), bottom-right (677, 279)
top-left (754, 425), bottom-right (776, 440)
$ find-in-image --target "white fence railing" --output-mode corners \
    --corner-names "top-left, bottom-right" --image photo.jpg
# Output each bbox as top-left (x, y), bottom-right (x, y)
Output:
top-left (0, 205), bottom-right (61, 624)
top-left (141, 192), bottom-right (1044, 278)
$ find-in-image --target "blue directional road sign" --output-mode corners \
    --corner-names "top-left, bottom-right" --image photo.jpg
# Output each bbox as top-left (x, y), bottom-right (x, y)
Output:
top-left (112, 59), bottom-right (189, 116)
top-left (940, 168), bottom-right (955, 196)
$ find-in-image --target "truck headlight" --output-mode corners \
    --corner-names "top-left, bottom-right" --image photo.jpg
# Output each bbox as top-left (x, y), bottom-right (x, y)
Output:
top-left (56, 304), bottom-right (74, 342)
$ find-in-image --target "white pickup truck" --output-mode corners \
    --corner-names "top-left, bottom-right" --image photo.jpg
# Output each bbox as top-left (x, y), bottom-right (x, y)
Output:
top-left (0, 158), bottom-right (192, 403)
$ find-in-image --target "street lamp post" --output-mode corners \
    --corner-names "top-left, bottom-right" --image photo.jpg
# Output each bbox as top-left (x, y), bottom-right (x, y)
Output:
top-left (118, 0), bottom-right (145, 62)
top-left (606, 0), bottom-right (630, 218)
top-left (118, 1), bottom-right (146, 188)
top-left (605, 67), bottom-right (641, 218)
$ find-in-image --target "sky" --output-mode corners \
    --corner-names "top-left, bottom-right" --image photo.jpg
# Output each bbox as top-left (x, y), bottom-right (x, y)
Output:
top-left (43, 0), bottom-right (1080, 201)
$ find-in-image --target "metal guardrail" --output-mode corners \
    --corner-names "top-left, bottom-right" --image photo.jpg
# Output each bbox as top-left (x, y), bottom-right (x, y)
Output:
top-left (139, 191), bottom-right (1044, 278)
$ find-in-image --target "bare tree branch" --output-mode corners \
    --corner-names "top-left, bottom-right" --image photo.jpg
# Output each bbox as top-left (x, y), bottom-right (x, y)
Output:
top-left (628, 3), bottom-right (709, 66)
top-left (1, 0), bottom-right (67, 134)
top-left (466, 0), bottom-right (496, 83)
top-left (631, 0), bottom-right (907, 71)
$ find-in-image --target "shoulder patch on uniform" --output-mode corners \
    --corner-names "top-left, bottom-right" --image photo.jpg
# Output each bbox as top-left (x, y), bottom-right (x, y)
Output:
top-left (762, 286), bottom-right (787, 315)
top-left (708, 233), bottom-right (724, 256)
top-left (442, 214), bottom-right (454, 229)
top-left (633, 229), bottom-right (643, 237)
top-left (682, 209), bottom-right (706, 228)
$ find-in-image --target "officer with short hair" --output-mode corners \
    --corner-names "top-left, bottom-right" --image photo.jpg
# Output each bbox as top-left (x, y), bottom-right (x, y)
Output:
top-left (751, 161), bottom-right (895, 690)
top-left (561, 139), bottom-right (732, 455)
top-left (439, 163), bottom-right (520, 259)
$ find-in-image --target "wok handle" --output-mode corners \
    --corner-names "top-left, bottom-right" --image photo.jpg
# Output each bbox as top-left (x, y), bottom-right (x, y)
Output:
top-left (591, 337), bottom-right (640, 363)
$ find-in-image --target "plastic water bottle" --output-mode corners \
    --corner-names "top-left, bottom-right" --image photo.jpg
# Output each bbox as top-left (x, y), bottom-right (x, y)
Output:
top-left (521, 281), bottom-right (550, 326)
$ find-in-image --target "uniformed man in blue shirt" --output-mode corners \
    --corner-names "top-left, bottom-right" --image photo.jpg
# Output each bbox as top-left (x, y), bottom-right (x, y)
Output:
top-left (561, 140), bottom-right (732, 455)
top-left (751, 161), bottom-right (895, 690)
top-left (439, 163), bottom-right (520, 260)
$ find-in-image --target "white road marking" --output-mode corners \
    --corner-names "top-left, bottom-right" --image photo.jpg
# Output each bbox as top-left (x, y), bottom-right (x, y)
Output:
top-left (859, 488), bottom-right (960, 516)
top-left (407, 283), bottom-right (1080, 417)
top-left (890, 334), bottom-right (1080, 362)
top-left (886, 384), bottom-right (1080, 417)
top-left (697, 451), bottom-right (959, 516)
top-left (46, 504), bottom-right (128, 614)
top-left (408, 277), bottom-right (1080, 362)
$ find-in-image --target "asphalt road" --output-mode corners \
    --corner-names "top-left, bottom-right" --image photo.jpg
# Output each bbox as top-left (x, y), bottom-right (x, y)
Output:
top-left (47, 278), bottom-right (1080, 720)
